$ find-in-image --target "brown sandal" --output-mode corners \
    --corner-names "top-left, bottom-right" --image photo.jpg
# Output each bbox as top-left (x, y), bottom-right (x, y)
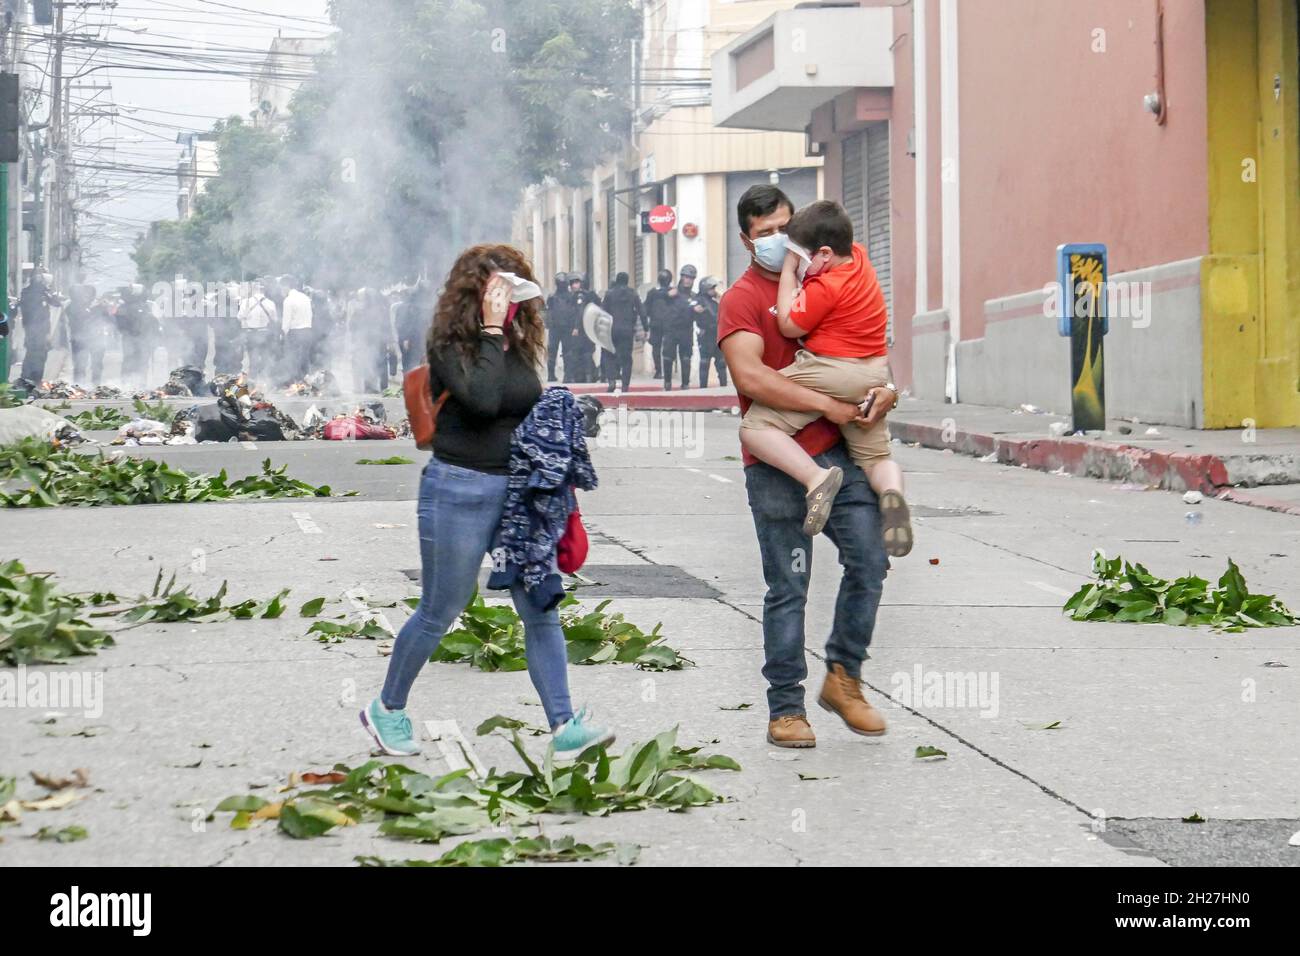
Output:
top-left (879, 490), bottom-right (913, 556)
top-left (802, 467), bottom-right (844, 536)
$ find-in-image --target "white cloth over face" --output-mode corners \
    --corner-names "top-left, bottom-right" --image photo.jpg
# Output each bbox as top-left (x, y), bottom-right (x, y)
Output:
top-left (785, 240), bottom-right (814, 282)
top-left (495, 271), bottom-right (544, 303)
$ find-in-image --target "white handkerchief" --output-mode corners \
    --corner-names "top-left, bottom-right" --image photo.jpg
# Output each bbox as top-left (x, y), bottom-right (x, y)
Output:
top-left (495, 271), bottom-right (544, 303)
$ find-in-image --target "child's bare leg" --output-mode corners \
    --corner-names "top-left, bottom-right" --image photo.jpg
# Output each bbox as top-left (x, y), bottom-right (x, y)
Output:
top-left (741, 426), bottom-right (833, 493)
top-left (864, 458), bottom-right (904, 497)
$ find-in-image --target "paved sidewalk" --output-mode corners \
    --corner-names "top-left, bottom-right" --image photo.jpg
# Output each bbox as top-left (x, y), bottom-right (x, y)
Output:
top-left (889, 398), bottom-right (1300, 510)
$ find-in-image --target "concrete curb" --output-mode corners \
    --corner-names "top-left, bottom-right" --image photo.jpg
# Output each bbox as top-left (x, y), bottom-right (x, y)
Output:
top-left (887, 419), bottom-right (1281, 497)
top-left (1215, 488), bottom-right (1300, 516)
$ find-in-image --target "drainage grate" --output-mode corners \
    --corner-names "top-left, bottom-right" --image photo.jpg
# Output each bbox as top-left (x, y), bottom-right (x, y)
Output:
top-left (401, 564), bottom-right (721, 600)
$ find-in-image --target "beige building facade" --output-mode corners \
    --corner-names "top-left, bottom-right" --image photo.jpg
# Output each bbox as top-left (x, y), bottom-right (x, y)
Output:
top-left (512, 0), bottom-right (823, 295)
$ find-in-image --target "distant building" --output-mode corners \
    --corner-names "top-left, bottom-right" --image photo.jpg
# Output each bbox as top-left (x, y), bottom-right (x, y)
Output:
top-left (250, 36), bottom-right (329, 128)
top-left (176, 132), bottom-right (218, 220)
top-left (512, 1), bottom-right (822, 294)
top-left (711, 0), bottom-right (1300, 429)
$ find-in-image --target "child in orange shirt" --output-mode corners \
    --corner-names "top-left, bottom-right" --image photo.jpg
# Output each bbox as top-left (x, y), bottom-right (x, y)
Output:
top-left (739, 200), bottom-right (911, 555)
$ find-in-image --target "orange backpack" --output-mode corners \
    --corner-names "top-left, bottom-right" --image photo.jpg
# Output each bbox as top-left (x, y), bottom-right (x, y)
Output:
top-left (403, 365), bottom-right (450, 451)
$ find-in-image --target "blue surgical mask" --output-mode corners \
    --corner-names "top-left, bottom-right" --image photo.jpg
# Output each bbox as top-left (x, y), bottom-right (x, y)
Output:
top-left (750, 233), bottom-right (788, 272)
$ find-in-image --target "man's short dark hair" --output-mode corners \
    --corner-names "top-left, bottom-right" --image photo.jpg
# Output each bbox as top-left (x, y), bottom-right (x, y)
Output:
top-left (614, 272), bottom-right (629, 286)
top-left (737, 184), bottom-right (795, 237)
top-left (786, 200), bottom-right (854, 257)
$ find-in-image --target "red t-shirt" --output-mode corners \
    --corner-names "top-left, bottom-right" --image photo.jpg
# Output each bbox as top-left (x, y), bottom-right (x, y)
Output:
top-left (789, 243), bottom-right (888, 358)
top-left (717, 266), bottom-right (841, 467)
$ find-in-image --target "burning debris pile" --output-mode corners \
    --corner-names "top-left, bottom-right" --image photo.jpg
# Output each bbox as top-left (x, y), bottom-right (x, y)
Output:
top-left (285, 370), bottom-right (341, 398)
top-left (9, 379), bottom-right (124, 401)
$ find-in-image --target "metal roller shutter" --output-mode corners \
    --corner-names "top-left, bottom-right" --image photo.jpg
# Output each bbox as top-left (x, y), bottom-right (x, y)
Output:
top-left (840, 125), bottom-right (893, 344)
top-left (841, 130), bottom-right (866, 242)
top-left (865, 123), bottom-right (893, 343)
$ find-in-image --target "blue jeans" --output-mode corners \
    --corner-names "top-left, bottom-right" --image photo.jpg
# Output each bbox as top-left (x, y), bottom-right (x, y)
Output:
top-left (381, 457), bottom-right (575, 729)
top-left (744, 442), bottom-right (888, 719)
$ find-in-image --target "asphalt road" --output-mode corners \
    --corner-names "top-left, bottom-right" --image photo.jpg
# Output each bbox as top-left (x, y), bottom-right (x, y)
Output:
top-left (2, 410), bottom-right (1297, 866)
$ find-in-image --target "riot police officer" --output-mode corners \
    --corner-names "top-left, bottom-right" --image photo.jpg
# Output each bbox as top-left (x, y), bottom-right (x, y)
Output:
top-left (643, 268), bottom-right (673, 380)
top-left (661, 264), bottom-right (697, 391)
top-left (545, 271), bottom-right (572, 382)
top-left (694, 276), bottom-right (727, 388)
top-left (602, 272), bottom-right (644, 393)
top-left (570, 273), bottom-right (602, 384)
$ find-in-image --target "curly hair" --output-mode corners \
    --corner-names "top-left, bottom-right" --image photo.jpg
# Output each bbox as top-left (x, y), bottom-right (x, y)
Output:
top-left (427, 244), bottom-right (546, 370)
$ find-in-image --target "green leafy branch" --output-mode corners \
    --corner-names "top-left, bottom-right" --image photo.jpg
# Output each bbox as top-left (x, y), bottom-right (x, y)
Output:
top-left (430, 592), bottom-right (691, 672)
top-left (211, 723), bottom-right (739, 856)
top-left (0, 439), bottom-right (334, 507)
top-left (1063, 551), bottom-right (1299, 631)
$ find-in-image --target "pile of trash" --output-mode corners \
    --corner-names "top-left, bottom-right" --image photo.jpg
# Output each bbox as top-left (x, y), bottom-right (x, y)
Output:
top-left (285, 370), bottom-right (341, 398)
top-left (304, 402), bottom-right (396, 441)
top-left (10, 379), bottom-right (124, 401)
top-left (192, 376), bottom-right (306, 443)
top-left (0, 405), bottom-right (85, 445)
top-left (133, 365), bottom-right (209, 400)
top-left (115, 414), bottom-right (196, 447)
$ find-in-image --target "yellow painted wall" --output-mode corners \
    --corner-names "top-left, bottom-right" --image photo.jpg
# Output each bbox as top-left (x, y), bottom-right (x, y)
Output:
top-left (1204, 0), bottom-right (1300, 427)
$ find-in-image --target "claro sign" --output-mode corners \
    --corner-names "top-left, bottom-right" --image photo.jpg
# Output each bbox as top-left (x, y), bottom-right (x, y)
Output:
top-left (640, 205), bottom-right (677, 234)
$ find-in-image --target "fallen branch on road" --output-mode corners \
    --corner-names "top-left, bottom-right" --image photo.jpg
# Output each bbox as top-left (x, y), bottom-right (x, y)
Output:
top-left (0, 438), bottom-right (337, 507)
top-left (1063, 551), bottom-right (1299, 631)
top-left (429, 592), bottom-right (691, 671)
top-left (0, 560), bottom-right (292, 665)
top-left (209, 723), bottom-right (738, 863)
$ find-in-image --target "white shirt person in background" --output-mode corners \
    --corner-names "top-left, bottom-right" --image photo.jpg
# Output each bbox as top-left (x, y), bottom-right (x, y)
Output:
top-left (279, 274), bottom-right (314, 384)
top-left (237, 279), bottom-right (278, 380)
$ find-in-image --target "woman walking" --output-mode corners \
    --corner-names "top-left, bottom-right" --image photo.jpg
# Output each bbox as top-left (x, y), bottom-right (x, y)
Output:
top-left (361, 244), bottom-right (614, 758)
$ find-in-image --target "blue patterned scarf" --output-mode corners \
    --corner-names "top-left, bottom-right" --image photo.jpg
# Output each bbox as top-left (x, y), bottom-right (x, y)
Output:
top-left (487, 387), bottom-right (598, 611)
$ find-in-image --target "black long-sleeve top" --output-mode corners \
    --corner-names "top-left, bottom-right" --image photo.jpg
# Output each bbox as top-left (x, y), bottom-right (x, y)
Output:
top-left (428, 332), bottom-right (543, 475)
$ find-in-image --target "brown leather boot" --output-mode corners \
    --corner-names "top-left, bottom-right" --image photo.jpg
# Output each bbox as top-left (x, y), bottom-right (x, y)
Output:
top-left (818, 664), bottom-right (887, 736)
top-left (766, 714), bottom-right (816, 748)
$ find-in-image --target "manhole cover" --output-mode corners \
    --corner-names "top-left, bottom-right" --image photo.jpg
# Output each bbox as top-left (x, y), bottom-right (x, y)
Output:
top-left (400, 564), bottom-right (721, 599)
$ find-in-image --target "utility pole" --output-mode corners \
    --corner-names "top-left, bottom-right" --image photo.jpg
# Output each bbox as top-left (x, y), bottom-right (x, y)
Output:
top-left (43, 0), bottom-right (64, 284)
top-left (0, 1), bottom-right (19, 386)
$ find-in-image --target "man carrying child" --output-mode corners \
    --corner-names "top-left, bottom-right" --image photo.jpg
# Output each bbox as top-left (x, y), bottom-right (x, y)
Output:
top-left (717, 186), bottom-right (896, 749)
top-left (738, 199), bottom-right (913, 556)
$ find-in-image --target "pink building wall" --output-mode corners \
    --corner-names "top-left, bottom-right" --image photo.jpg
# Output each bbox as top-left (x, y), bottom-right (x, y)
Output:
top-left (952, 0), bottom-right (1210, 339)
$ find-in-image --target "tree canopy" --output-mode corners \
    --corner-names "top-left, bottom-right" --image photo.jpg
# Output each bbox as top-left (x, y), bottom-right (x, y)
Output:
top-left (133, 0), bottom-right (639, 289)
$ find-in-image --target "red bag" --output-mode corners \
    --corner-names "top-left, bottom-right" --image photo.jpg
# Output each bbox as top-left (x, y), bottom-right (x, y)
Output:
top-left (403, 364), bottom-right (450, 451)
top-left (322, 415), bottom-right (397, 441)
top-left (557, 503), bottom-right (589, 574)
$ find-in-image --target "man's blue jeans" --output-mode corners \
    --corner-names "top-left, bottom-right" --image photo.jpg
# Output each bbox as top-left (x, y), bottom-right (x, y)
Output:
top-left (744, 442), bottom-right (888, 718)
top-left (381, 457), bottom-right (575, 729)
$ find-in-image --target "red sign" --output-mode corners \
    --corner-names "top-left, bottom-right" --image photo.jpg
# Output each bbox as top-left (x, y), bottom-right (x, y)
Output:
top-left (647, 205), bottom-right (677, 234)
top-left (682, 222), bottom-right (699, 239)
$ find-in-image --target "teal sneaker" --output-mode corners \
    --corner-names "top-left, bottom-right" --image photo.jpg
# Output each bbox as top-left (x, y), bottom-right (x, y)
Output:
top-left (360, 698), bottom-right (420, 756)
top-left (551, 707), bottom-right (615, 758)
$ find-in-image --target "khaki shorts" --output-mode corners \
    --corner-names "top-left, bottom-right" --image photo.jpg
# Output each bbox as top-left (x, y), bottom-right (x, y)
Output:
top-left (741, 350), bottom-right (892, 469)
